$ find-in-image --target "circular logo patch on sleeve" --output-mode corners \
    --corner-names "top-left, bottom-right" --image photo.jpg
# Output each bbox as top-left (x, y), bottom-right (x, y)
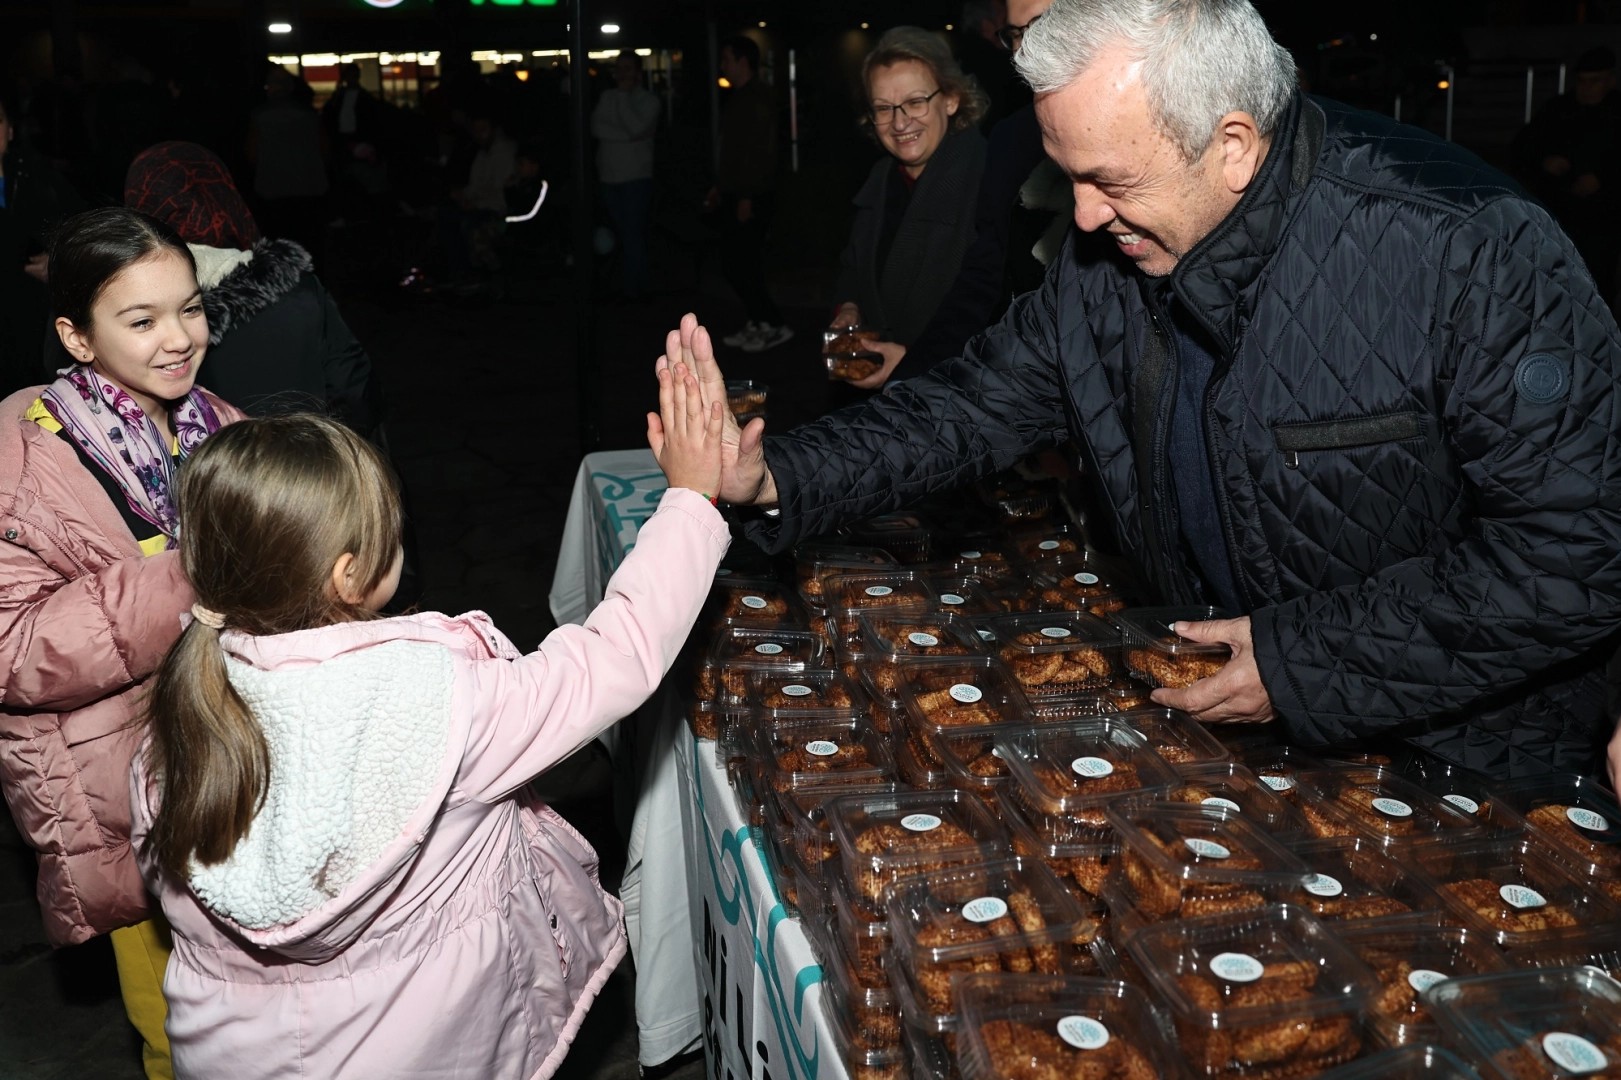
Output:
top-left (1515, 353), bottom-right (1568, 405)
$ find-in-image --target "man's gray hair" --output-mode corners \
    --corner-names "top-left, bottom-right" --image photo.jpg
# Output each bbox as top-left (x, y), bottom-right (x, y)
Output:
top-left (1015, 0), bottom-right (1297, 162)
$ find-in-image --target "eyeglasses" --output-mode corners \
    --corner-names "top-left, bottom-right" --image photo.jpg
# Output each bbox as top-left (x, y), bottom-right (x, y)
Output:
top-left (996, 11), bottom-right (1045, 51)
top-left (869, 88), bottom-right (943, 125)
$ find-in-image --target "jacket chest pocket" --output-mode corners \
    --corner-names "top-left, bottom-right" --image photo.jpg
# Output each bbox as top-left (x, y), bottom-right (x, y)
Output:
top-left (1271, 411), bottom-right (1426, 468)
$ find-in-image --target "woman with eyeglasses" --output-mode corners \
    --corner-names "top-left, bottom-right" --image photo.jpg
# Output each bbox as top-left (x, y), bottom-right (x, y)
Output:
top-left (827, 27), bottom-right (988, 389)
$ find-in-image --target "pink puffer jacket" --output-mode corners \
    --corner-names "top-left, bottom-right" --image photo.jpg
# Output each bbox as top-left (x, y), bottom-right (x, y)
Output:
top-left (131, 488), bottom-right (728, 1080)
top-left (0, 385), bottom-right (241, 946)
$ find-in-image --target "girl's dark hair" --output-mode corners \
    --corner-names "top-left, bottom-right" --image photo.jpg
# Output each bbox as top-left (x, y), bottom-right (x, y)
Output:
top-left (143, 414), bottom-right (404, 878)
top-left (48, 207), bottom-right (195, 330)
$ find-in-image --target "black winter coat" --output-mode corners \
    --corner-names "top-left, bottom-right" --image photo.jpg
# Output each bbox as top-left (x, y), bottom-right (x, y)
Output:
top-left (750, 94), bottom-right (1621, 779)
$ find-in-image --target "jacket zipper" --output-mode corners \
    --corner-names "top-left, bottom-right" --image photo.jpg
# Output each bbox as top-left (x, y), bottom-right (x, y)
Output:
top-left (1197, 296), bottom-right (1255, 611)
top-left (1140, 294), bottom-right (1198, 606)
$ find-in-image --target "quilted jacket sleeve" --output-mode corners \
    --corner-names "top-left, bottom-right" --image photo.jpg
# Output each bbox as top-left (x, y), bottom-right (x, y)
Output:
top-left (453, 487), bottom-right (730, 802)
top-left (747, 268), bottom-right (1073, 554)
top-left (1253, 200), bottom-right (1621, 744)
top-left (0, 547), bottom-right (192, 714)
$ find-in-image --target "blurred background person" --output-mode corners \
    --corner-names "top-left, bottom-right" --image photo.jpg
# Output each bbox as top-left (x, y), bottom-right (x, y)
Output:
top-left (955, 0), bottom-right (1030, 128)
top-left (0, 92), bottom-right (84, 396)
top-left (827, 27), bottom-right (988, 389)
top-left (592, 51), bottom-right (661, 302)
top-left (439, 109), bottom-right (517, 295)
top-left (1515, 46), bottom-right (1620, 309)
top-left (247, 65), bottom-right (328, 264)
top-left (322, 62), bottom-right (387, 223)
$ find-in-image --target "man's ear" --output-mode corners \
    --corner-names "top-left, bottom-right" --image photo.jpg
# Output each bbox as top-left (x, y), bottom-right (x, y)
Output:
top-left (55, 318), bottom-right (93, 364)
top-left (329, 552), bottom-right (362, 605)
top-left (1216, 110), bottom-right (1265, 195)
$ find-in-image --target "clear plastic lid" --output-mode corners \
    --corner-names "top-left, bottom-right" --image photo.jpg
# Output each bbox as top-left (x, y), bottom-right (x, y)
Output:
top-left (1278, 836), bottom-right (1448, 924)
top-left (1116, 606), bottom-right (1235, 688)
top-left (820, 921), bottom-right (902, 1053)
top-left (1104, 802), bottom-right (1312, 924)
top-left (1425, 967), bottom-right (1621, 1078)
top-left (1491, 774), bottom-right (1621, 886)
top-left (897, 658), bottom-right (1032, 736)
top-left (995, 788), bottom-right (1118, 904)
top-left (1397, 757), bottom-right (1525, 834)
top-left (1025, 554), bottom-right (1133, 621)
top-left (783, 780), bottom-right (900, 876)
top-left (826, 571), bottom-right (939, 645)
top-left (921, 727), bottom-right (1021, 800)
top-left (1235, 743), bottom-right (1327, 803)
top-left (1334, 922), bottom-right (1508, 1046)
top-left (1310, 1045), bottom-right (1487, 1079)
top-left (886, 857), bottom-right (1097, 1028)
top-left (1127, 903), bottom-right (1376, 1077)
top-left (1502, 924), bottom-right (1621, 983)
top-left (944, 538), bottom-right (1019, 583)
top-left (844, 512), bottom-right (933, 566)
top-left (747, 668), bottom-right (868, 719)
top-left (756, 720), bottom-right (897, 796)
top-left (705, 576), bottom-right (804, 627)
top-left (824, 991), bottom-right (908, 1080)
top-left (707, 627), bottom-right (828, 704)
top-left (983, 611), bottom-right (1121, 698)
top-left (1295, 768), bottom-right (1486, 849)
top-left (1406, 836), bottom-right (1621, 948)
top-left (824, 863), bottom-right (895, 988)
top-left (1159, 762), bottom-right (1308, 838)
top-left (794, 542), bottom-right (898, 607)
top-left (923, 575), bottom-right (1009, 618)
top-left (1113, 706), bottom-right (1234, 770)
top-left (892, 722), bottom-right (954, 791)
top-left (826, 789), bottom-right (1011, 915)
top-left (977, 474), bottom-right (1060, 523)
top-left (954, 974), bottom-right (1185, 1080)
top-left (858, 611), bottom-right (988, 665)
top-left (1009, 522), bottom-right (1086, 563)
top-left (997, 716), bottom-right (1181, 823)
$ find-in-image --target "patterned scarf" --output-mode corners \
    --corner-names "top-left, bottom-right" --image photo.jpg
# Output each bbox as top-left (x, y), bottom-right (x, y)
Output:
top-left (41, 367), bottom-right (224, 544)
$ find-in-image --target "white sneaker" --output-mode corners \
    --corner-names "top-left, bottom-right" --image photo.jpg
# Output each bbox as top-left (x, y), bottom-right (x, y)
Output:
top-left (721, 321), bottom-right (763, 348)
top-left (742, 323), bottom-right (794, 353)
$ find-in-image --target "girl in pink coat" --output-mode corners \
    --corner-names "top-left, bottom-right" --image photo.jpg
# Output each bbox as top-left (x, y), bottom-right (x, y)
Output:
top-left (131, 369), bottom-right (727, 1078)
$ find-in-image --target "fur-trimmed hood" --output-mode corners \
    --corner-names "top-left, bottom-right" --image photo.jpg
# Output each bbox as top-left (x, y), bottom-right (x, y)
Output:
top-left (192, 238), bottom-right (314, 346)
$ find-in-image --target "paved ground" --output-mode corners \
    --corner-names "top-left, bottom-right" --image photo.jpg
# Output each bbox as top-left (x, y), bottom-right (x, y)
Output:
top-left (0, 216), bottom-right (845, 1079)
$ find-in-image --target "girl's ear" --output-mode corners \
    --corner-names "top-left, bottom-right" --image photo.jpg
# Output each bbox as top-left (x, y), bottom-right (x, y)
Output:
top-left (55, 317), bottom-right (93, 364)
top-left (329, 552), bottom-right (362, 605)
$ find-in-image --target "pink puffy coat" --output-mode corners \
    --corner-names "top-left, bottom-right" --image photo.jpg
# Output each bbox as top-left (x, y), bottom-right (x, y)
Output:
top-left (0, 385), bottom-right (241, 946)
top-left (131, 487), bottom-right (728, 1080)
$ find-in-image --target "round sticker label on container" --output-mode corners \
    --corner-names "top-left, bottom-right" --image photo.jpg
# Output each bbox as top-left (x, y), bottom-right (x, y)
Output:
top-left (782, 684), bottom-right (814, 697)
top-left (1056, 1016), bottom-right (1110, 1052)
top-left (1202, 796), bottom-right (1242, 813)
top-left (978, 629), bottom-right (996, 641)
top-left (1304, 874), bottom-right (1344, 898)
top-left (1541, 1032), bottom-right (1609, 1074)
top-left (1209, 952), bottom-right (1264, 983)
top-left (1568, 806), bottom-right (1612, 832)
top-left (754, 642), bottom-right (785, 655)
top-left (901, 813), bottom-right (942, 833)
top-left (960, 550), bottom-right (982, 559)
top-left (1040, 626), bottom-right (1072, 639)
top-left (1071, 756), bottom-right (1115, 779)
top-left (1260, 774), bottom-right (1295, 792)
top-left (1444, 794), bottom-right (1481, 815)
top-left (1500, 883), bottom-right (1548, 910)
top-left (1184, 838), bottom-right (1231, 860)
top-left (1371, 797), bottom-right (1413, 818)
top-left (908, 632), bottom-right (941, 647)
top-left (949, 683), bottom-right (984, 704)
top-left (865, 585), bottom-right (895, 598)
top-left (1407, 969), bottom-right (1449, 994)
top-left (941, 593), bottom-right (965, 606)
top-left (741, 595), bottom-right (769, 610)
top-left (961, 896), bottom-right (1009, 924)
top-left (1038, 540), bottom-right (1062, 551)
top-left (1073, 572), bottom-right (1100, 585)
top-left (805, 741), bottom-right (839, 757)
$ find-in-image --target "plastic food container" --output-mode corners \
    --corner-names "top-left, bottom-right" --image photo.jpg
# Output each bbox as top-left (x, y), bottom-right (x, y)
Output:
top-left (977, 473), bottom-right (1060, 523)
top-left (822, 923), bottom-right (902, 1053)
top-left (897, 658), bottom-right (1031, 736)
top-left (996, 788), bottom-right (1119, 905)
top-left (704, 626), bottom-right (828, 705)
top-left (954, 974), bottom-right (1185, 1080)
top-left (823, 325), bottom-right (884, 382)
top-left (1117, 606), bottom-right (1235, 689)
top-left (1278, 836), bottom-right (1447, 924)
top-left (886, 857), bottom-right (1097, 1030)
top-left (983, 611), bottom-right (1120, 698)
top-left (921, 727), bottom-right (1020, 804)
top-left (1009, 522), bottom-right (1086, 563)
top-left (1159, 763), bottom-right (1310, 839)
top-left (725, 378), bottom-right (769, 424)
top-left (826, 571), bottom-right (939, 650)
top-left (857, 611), bottom-right (990, 710)
top-left (1311, 1045), bottom-right (1487, 1079)
top-left (1334, 921), bottom-right (1508, 1048)
top-left (756, 720), bottom-right (896, 798)
top-left (1103, 802), bottom-right (1312, 928)
top-left (893, 722), bottom-right (955, 791)
top-left (998, 716), bottom-right (1181, 826)
top-left (826, 789), bottom-right (1011, 917)
top-left (1425, 966), bottom-right (1621, 1079)
top-left (705, 576), bottom-right (802, 628)
top-left (1406, 836), bottom-right (1621, 948)
top-left (825, 997), bottom-right (907, 1080)
top-left (1111, 706), bottom-right (1234, 770)
top-left (844, 512), bottom-right (933, 566)
top-left (1236, 743), bottom-right (1327, 804)
top-left (794, 542), bottom-right (897, 609)
top-left (1398, 758), bottom-right (1526, 835)
top-left (1026, 553), bottom-right (1132, 620)
top-left (1490, 774), bottom-right (1621, 904)
top-left (944, 538), bottom-right (1019, 583)
top-left (925, 575), bottom-right (1011, 619)
top-left (783, 779), bottom-right (900, 880)
top-left (747, 668), bottom-right (868, 721)
top-left (1501, 924), bottom-right (1621, 981)
top-left (1127, 903), bottom-right (1376, 1078)
top-left (1294, 768), bottom-right (1485, 849)
top-left (826, 861), bottom-right (896, 988)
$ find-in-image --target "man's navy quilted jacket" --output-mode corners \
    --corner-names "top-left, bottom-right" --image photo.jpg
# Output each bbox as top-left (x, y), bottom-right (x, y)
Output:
top-left (751, 93), bottom-right (1621, 777)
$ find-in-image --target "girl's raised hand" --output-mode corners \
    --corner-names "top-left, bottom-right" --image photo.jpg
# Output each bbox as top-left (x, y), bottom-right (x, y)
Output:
top-left (646, 360), bottom-right (723, 499)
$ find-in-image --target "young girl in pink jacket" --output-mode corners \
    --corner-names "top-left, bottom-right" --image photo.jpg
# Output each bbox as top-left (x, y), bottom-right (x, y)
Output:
top-left (131, 369), bottom-right (727, 1079)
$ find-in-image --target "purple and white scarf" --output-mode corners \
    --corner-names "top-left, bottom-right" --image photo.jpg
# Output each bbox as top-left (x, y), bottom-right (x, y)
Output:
top-left (41, 367), bottom-right (224, 544)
